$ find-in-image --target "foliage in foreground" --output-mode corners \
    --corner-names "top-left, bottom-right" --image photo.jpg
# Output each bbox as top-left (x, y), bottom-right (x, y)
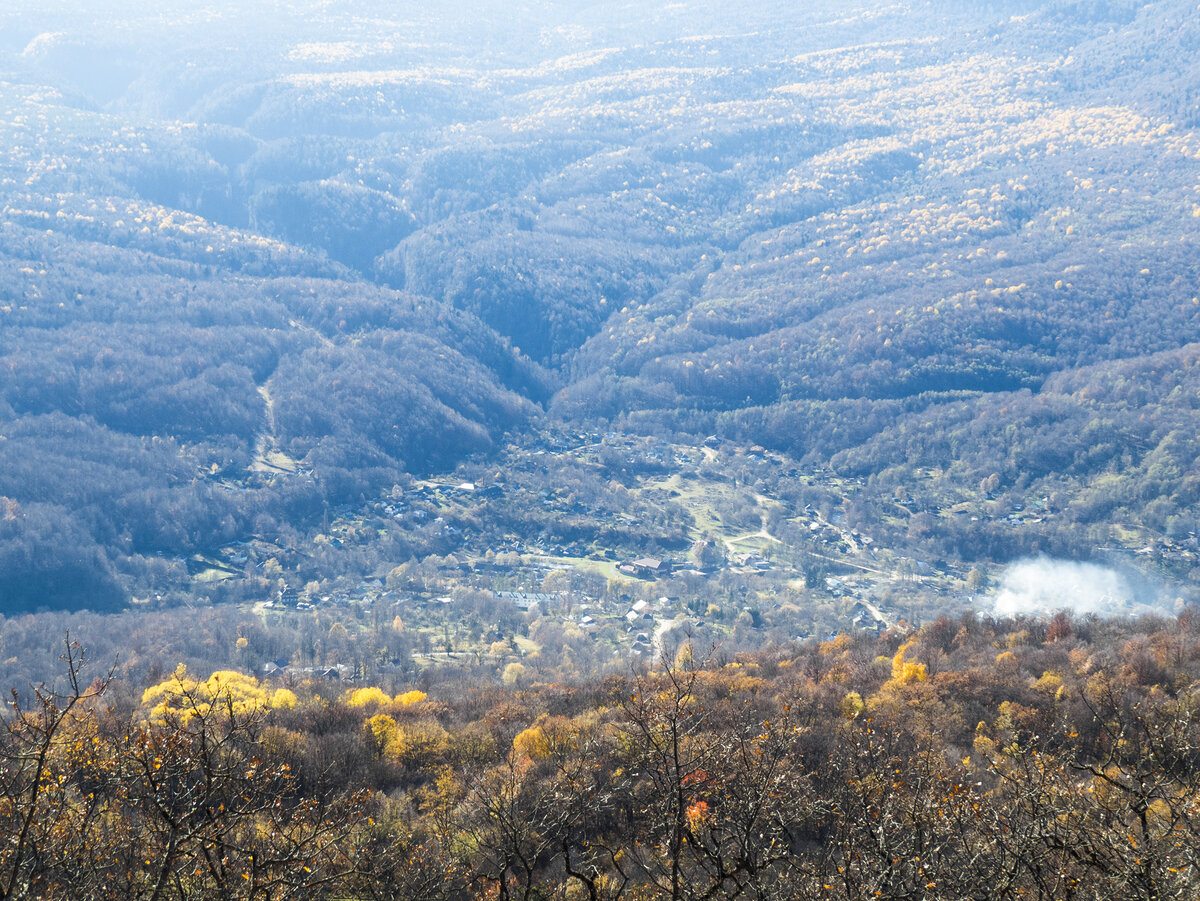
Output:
top-left (4, 613), bottom-right (1200, 900)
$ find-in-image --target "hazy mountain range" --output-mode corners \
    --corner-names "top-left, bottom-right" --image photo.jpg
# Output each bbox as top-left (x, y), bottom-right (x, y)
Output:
top-left (1, 0), bottom-right (1198, 612)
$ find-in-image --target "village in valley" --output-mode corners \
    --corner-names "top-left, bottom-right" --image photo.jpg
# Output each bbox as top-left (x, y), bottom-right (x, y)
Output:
top-left (166, 428), bottom-right (1053, 685)
top-left (149, 411), bottom-right (1200, 688)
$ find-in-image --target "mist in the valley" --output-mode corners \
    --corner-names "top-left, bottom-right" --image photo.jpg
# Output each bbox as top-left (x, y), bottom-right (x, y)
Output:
top-left (991, 557), bottom-right (1177, 619)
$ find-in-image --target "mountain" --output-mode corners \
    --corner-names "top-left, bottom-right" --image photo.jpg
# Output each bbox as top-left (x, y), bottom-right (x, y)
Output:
top-left (0, 0), bottom-right (1197, 611)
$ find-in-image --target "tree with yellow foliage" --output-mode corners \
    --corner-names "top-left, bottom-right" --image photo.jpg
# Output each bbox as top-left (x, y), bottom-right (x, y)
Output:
top-left (888, 638), bottom-right (928, 687)
top-left (346, 686), bottom-right (393, 710)
top-left (396, 689), bottom-right (427, 707)
top-left (0, 637), bottom-right (113, 900)
top-left (501, 662), bottom-right (526, 687)
top-left (366, 713), bottom-right (402, 757)
top-left (141, 665), bottom-right (293, 725)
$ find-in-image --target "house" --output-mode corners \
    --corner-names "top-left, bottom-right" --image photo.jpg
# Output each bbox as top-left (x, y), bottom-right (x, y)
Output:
top-left (850, 602), bottom-right (886, 633)
top-left (496, 591), bottom-right (556, 610)
top-left (624, 557), bottom-right (672, 578)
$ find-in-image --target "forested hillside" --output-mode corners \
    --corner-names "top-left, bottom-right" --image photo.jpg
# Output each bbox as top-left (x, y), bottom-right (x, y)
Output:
top-left (3, 5), bottom-right (1200, 891)
top-left (0, 0), bottom-right (1198, 612)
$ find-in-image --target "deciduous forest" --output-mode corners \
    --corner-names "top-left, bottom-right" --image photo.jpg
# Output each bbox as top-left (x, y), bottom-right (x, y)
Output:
top-left (5, 613), bottom-right (1200, 900)
top-left (2, 0), bottom-right (1200, 895)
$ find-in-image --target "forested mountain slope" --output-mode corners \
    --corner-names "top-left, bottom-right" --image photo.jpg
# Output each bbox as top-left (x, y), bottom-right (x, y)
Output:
top-left (0, 0), bottom-right (1197, 611)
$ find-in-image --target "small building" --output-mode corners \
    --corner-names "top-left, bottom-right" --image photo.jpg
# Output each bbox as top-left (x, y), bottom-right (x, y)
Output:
top-left (496, 591), bottom-right (556, 610)
top-left (625, 557), bottom-right (673, 578)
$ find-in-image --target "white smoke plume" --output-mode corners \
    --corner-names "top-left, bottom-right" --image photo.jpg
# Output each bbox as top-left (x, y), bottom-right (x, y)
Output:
top-left (991, 557), bottom-right (1174, 618)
